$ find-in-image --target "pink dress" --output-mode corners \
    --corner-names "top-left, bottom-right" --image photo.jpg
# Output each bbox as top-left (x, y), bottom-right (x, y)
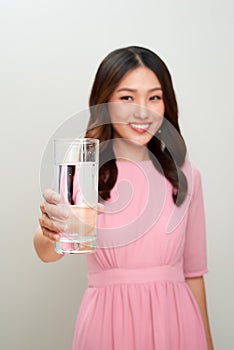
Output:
top-left (72, 160), bottom-right (208, 350)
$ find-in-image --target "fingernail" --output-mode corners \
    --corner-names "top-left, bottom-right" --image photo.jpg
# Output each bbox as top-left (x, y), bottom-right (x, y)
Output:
top-left (55, 234), bottom-right (60, 241)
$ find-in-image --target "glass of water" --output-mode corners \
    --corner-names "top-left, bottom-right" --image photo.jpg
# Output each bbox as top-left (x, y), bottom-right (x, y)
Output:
top-left (54, 138), bottom-right (99, 254)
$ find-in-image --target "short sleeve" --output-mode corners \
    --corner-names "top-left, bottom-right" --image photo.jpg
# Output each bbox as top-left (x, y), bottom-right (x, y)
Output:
top-left (183, 166), bottom-right (208, 278)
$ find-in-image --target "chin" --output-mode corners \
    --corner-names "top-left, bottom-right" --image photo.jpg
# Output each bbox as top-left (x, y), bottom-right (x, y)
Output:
top-left (129, 137), bottom-right (150, 147)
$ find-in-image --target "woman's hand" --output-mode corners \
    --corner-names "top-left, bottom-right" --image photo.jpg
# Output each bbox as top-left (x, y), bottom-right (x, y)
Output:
top-left (39, 189), bottom-right (105, 243)
top-left (35, 190), bottom-right (104, 262)
top-left (39, 189), bottom-right (70, 243)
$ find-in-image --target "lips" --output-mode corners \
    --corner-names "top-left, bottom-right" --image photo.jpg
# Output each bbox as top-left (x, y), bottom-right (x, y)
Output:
top-left (129, 122), bottom-right (151, 134)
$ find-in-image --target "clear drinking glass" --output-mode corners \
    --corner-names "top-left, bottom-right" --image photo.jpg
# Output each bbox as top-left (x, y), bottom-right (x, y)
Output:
top-left (53, 138), bottom-right (99, 254)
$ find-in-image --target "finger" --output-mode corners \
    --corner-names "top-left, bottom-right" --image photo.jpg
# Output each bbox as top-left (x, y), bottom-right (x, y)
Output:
top-left (40, 202), bottom-right (67, 220)
top-left (39, 215), bottom-right (68, 233)
top-left (44, 202), bottom-right (70, 220)
top-left (41, 226), bottom-right (61, 242)
top-left (40, 203), bottom-right (47, 215)
top-left (43, 189), bottom-right (61, 205)
top-left (39, 216), bottom-right (58, 233)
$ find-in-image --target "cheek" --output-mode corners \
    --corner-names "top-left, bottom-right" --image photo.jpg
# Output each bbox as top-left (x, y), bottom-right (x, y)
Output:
top-left (111, 123), bottom-right (128, 138)
top-left (161, 103), bottom-right (165, 116)
top-left (109, 103), bottom-right (135, 124)
top-left (153, 101), bottom-right (165, 116)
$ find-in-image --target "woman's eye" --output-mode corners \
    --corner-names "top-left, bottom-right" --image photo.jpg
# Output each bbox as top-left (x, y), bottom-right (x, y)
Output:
top-left (149, 95), bottom-right (161, 101)
top-left (120, 96), bottom-right (133, 101)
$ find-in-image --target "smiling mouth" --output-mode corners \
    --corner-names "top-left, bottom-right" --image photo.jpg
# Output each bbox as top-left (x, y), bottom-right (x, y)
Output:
top-left (129, 123), bottom-right (151, 133)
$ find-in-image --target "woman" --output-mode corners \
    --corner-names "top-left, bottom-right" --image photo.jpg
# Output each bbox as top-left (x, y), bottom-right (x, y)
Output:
top-left (34, 46), bottom-right (214, 349)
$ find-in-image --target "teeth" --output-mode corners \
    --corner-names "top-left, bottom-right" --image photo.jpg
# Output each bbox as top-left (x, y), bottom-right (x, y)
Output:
top-left (130, 123), bottom-right (150, 130)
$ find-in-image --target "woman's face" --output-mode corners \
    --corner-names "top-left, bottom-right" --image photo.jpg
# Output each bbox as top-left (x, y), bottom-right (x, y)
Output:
top-left (108, 66), bottom-right (165, 146)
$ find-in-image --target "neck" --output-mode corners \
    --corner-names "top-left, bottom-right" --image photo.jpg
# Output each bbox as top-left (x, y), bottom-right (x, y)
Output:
top-left (112, 138), bottom-right (150, 162)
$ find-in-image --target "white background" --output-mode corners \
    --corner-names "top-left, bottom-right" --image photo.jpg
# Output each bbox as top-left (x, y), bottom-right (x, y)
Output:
top-left (0, 0), bottom-right (233, 349)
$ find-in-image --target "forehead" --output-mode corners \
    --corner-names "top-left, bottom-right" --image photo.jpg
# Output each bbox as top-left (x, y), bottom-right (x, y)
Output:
top-left (116, 66), bottom-right (161, 88)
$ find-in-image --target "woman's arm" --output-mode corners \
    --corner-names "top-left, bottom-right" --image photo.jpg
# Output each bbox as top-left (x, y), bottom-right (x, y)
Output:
top-left (186, 276), bottom-right (214, 350)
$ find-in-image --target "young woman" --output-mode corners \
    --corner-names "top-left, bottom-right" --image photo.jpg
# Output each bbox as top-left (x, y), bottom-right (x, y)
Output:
top-left (34, 46), bottom-right (214, 349)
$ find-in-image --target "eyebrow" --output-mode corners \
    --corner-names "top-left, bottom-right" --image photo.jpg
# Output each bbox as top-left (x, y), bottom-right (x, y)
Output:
top-left (116, 87), bottom-right (162, 93)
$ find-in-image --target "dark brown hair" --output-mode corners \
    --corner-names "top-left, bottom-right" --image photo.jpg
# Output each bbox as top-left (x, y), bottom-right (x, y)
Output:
top-left (86, 46), bottom-right (187, 206)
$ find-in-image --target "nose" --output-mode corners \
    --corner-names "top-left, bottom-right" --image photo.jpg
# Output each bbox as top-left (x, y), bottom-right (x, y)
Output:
top-left (133, 103), bottom-right (149, 120)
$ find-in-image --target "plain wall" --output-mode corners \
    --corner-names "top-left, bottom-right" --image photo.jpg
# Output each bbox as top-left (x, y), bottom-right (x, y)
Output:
top-left (1, 0), bottom-right (233, 349)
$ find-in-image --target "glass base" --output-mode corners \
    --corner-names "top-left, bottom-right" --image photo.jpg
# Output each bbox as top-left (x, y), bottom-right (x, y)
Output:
top-left (54, 236), bottom-right (96, 254)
